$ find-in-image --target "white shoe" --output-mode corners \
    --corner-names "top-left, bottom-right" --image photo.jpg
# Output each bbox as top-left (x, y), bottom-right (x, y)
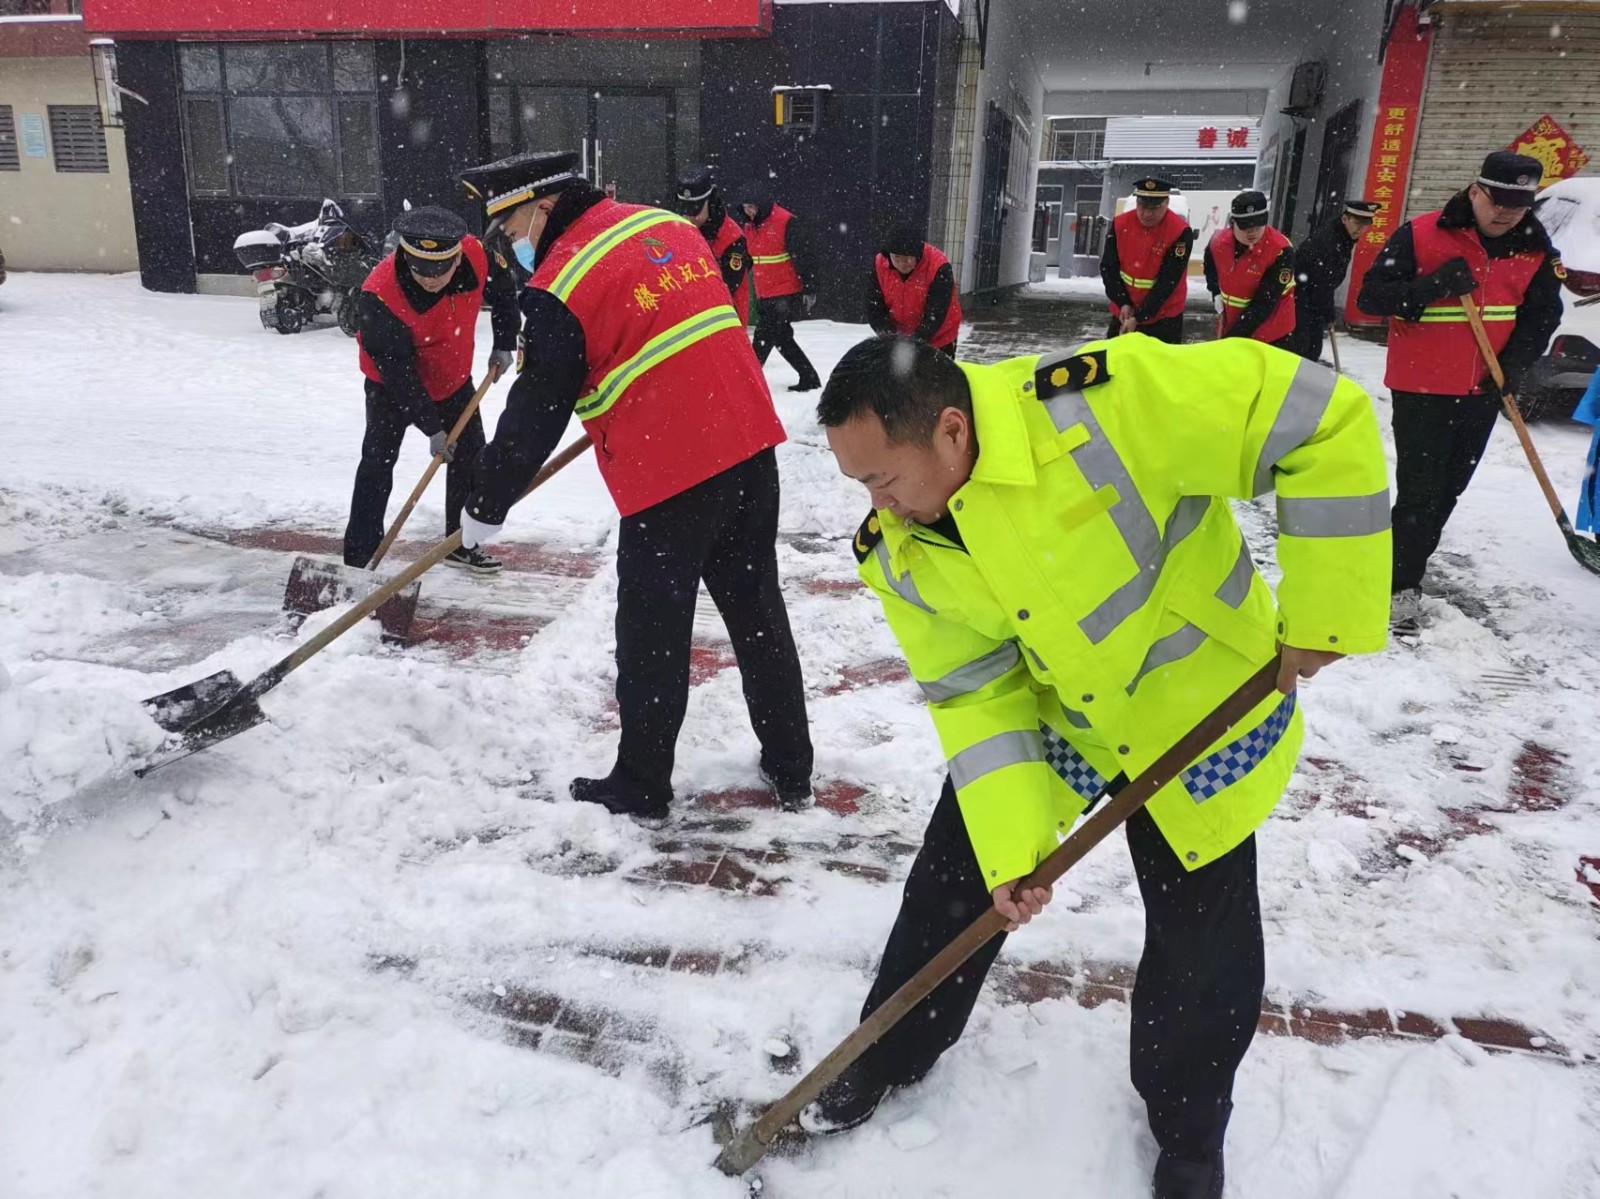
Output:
top-left (1390, 588), bottom-right (1423, 634)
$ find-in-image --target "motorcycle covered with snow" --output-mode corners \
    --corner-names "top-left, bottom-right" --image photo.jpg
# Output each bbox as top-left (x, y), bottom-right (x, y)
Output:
top-left (233, 199), bottom-right (383, 336)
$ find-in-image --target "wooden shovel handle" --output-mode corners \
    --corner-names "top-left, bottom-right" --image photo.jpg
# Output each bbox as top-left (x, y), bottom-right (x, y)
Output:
top-left (1461, 294), bottom-right (1569, 523)
top-left (367, 366), bottom-right (502, 569)
top-left (742, 656), bottom-right (1282, 1150)
top-left (277, 433), bottom-right (593, 683)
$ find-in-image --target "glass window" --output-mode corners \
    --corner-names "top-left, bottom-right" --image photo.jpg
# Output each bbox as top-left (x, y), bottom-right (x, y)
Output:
top-left (180, 44), bottom-right (222, 92)
top-left (332, 42), bottom-right (374, 93)
top-left (488, 87), bottom-right (514, 159)
top-left (183, 98), bottom-right (228, 192)
top-left (228, 95), bottom-right (336, 197)
top-left (338, 99), bottom-right (377, 194)
top-left (224, 44), bottom-right (328, 94)
top-left (179, 42), bottom-right (377, 199)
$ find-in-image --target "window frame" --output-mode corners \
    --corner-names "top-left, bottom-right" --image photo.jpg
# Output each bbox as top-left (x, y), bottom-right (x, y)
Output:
top-left (178, 40), bottom-right (379, 202)
top-left (0, 105), bottom-right (19, 172)
top-left (47, 104), bottom-right (109, 173)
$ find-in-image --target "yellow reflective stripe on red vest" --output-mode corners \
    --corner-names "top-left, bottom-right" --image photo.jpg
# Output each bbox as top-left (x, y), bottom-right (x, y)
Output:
top-left (575, 304), bottom-right (744, 421)
top-left (548, 208), bottom-right (685, 303)
top-left (751, 252), bottom-right (793, 264)
top-left (1416, 303), bottom-right (1518, 323)
top-left (1120, 270), bottom-right (1157, 289)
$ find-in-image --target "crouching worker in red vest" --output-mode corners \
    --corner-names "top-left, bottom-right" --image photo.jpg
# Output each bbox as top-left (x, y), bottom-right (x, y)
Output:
top-left (1357, 150), bottom-right (1564, 634)
top-left (456, 150), bottom-right (816, 822)
top-left (1100, 176), bottom-right (1193, 344)
top-left (346, 205), bottom-right (520, 572)
top-left (1204, 190), bottom-right (1297, 350)
top-left (868, 225), bottom-right (963, 356)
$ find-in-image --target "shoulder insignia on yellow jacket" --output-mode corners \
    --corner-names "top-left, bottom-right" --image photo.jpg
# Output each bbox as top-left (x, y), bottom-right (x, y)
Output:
top-left (853, 510), bottom-right (884, 563)
top-left (1035, 349), bottom-right (1110, 398)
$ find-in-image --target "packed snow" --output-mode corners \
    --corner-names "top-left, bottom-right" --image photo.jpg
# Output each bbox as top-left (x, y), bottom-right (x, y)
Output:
top-left (2, 272), bottom-right (1599, 1197)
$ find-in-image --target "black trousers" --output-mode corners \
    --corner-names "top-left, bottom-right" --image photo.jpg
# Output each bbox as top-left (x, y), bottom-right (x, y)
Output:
top-left (857, 777), bottom-right (1263, 1160)
top-left (1295, 322), bottom-right (1327, 363)
top-left (1105, 314), bottom-right (1185, 345)
top-left (343, 380), bottom-right (484, 568)
top-left (1390, 391), bottom-right (1501, 591)
top-left (752, 295), bottom-right (819, 384)
top-left (612, 447), bottom-right (813, 800)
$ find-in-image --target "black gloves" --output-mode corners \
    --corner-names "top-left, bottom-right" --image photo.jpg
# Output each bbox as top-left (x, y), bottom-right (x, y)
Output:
top-left (1429, 257), bottom-right (1478, 298)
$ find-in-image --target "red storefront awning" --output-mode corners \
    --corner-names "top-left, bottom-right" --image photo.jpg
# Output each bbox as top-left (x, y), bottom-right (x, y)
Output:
top-left (83, 0), bottom-right (771, 39)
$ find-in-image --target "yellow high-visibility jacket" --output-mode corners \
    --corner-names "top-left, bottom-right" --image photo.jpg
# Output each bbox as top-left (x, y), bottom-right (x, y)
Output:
top-left (854, 336), bottom-right (1391, 883)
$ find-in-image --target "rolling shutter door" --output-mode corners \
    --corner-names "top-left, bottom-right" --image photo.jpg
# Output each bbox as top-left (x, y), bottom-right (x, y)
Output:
top-left (1407, 6), bottom-right (1600, 219)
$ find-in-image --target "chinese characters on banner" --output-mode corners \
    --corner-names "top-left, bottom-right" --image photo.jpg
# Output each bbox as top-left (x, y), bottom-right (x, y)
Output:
top-left (1508, 114), bottom-right (1591, 186)
top-left (1345, 3), bottom-right (1432, 327)
top-left (1197, 126), bottom-right (1252, 150)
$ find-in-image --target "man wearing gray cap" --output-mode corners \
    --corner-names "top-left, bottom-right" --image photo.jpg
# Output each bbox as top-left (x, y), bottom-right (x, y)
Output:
top-left (1357, 151), bottom-right (1565, 633)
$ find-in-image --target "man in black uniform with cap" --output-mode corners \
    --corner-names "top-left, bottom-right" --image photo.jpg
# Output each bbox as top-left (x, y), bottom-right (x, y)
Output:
top-left (346, 205), bottom-right (519, 572)
top-left (1358, 150), bottom-right (1564, 633)
top-left (455, 150), bottom-right (814, 823)
top-left (1290, 198), bottom-right (1379, 362)
top-left (1099, 177), bottom-right (1194, 344)
top-left (673, 164), bottom-right (754, 325)
top-left (1203, 190), bottom-right (1298, 348)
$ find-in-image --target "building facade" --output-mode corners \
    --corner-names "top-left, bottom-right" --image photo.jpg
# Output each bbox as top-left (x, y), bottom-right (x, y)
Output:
top-left (83, 0), bottom-right (966, 319)
top-left (0, 0), bottom-right (138, 272)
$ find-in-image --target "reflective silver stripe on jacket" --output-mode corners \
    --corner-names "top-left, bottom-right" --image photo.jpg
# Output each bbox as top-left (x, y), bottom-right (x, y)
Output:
top-left (1277, 490), bottom-right (1391, 537)
top-left (919, 641), bottom-right (1022, 703)
top-left (873, 540), bottom-right (935, 613)
top-left (1127, 539), bottom-right (1257, 693)
top-left (948, 729), bottom-right (1044, 790)
top-left (1042, 381), bottom-right (1163, 645)
top-left (1252, 359), bottom-right (1338, 497)
top-left (1216, 539), bottom-right (1254, 607)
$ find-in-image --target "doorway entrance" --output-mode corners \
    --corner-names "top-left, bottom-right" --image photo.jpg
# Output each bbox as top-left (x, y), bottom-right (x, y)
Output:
top-left (488, 86), bottom-right (678, 206)
top-left (1309, 100), bottom-right (1363, 230)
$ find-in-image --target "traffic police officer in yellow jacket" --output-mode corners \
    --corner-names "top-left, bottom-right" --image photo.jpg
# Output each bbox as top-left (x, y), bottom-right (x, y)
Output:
top-left (808, 333), bottom-right (1391, 1199)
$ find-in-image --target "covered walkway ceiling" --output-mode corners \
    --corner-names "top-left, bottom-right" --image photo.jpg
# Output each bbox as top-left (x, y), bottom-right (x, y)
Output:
top-left (981, 0), bottom-right (1360, 107)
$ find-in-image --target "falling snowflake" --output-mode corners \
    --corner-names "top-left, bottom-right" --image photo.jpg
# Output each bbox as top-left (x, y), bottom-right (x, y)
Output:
top-left (1228, 0), bottom-right (1248, 22)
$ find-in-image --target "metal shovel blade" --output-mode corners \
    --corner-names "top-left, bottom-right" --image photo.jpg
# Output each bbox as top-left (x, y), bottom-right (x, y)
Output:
top-left (1558, 513), bottom-right (1600, 576)
top-left (137, 671), bottom-right (270, 776)
top-left (142, 669), bottom-right (244, 733)
top-left (282, 554), bottom-right (421, 643)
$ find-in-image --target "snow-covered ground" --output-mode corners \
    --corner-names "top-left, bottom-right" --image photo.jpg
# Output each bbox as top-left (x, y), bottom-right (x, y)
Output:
top-left (3, 272), bottom-right (1600, 1197)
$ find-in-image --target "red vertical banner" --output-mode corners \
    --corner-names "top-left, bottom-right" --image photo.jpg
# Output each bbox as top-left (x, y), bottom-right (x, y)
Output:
top-left (1345, 5), bottom-right (1434, 327)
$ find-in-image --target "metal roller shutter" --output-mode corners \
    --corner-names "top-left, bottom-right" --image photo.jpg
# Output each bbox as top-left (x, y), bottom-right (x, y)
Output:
top-left (1407, 6), bottom-right (1600, 219)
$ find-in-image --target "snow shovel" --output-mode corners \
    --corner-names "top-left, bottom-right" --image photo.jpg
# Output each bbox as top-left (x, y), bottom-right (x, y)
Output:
top-left (138, 434), bottom-right (595, 775)
top-left (1462, 294), bottom-right (1600, 576)
top-left (281, 366), bottom-right (504, 642)
top-left (1327, 323), bottom-right (1343, 374)
top-left (712, 654), bottom-right (1283, 1179)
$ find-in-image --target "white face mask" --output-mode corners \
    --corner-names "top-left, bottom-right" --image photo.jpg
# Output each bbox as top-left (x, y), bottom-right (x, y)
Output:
top-left (512, 235), bottom-right (536, 272)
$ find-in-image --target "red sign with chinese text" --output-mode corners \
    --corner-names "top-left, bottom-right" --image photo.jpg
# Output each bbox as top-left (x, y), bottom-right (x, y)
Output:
top-left (83, 0), bottom-right (770, 37)
top-left (1508, 114), bottom-right (1591, 186)
top-left (1346, 4), bottom-right (1433, 327)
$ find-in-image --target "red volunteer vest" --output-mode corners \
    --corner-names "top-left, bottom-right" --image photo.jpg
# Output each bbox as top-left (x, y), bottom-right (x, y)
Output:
top-left (1210, 226), bottom-right (1297, 344)
top-left (744, 205), bottom-right (804, 299)
top-left (358, 235), bottom-right (488, 401)
top-left (1385, 209), bottom-right (1546, 395)
top-left (530, 200), bottom-right (786, 517)
top-left (706, 215), bottom-right (752, 325)
top-left (874, 243), bottom-right (962, 348)
top-left (1107, 208), bottom-right (1190, 323)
